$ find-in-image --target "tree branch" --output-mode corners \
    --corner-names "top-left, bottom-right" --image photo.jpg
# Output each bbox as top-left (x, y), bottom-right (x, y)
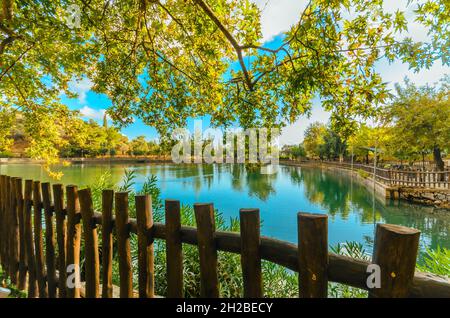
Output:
top-left (0, 44), bottom-right (35, 81)
top-left (192, 0), bottom-right (253, 90)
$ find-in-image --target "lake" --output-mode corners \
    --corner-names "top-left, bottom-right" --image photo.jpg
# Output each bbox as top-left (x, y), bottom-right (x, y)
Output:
top-left (1, 163), bottom-right (449, 258)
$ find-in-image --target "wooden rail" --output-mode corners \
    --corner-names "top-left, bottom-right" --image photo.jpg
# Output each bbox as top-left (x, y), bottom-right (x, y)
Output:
top-left (0, 174), bottom-right (449, 298)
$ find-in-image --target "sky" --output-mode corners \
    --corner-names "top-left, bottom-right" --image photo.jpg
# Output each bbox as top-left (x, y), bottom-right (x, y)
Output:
top-left (60, 0), bottom-right (449, 146)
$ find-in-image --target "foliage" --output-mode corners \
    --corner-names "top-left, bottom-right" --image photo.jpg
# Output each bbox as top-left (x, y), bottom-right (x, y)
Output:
top-left (382, 77), bottom-right (450, 170)
top-left (319, 129), bottom-right (347, 161)
top-left (303, 122), bottom-right (347, 160)
top-left (0, 109), bottom-right (167, 165)
top-left (303, 122), bottom-right (327, 159)
top-left (357, 169), bottom-right (370, 179)
top-left (417, 246), bottom-right (450, 277)
top-left (329, 241), bottom-right (371, 298)
top-left (0, 107), bottom-right (13, 153)
top-left (281, 144), bottom-right (307, 160)
top-left (345, 123), bottom-right (391, 164)
top-left (130, 136), bottom-right (150, 156)
top-left (0, 266), bottom-right (27, 298)
top-left (412, 0), bottom-right (449, 69)
top-left (1, 0), bottom-right (448, 166)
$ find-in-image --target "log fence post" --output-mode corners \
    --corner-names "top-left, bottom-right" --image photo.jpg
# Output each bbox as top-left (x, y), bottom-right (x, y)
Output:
top-left (165, 199), bottom-right (183, 298)
top-left (369, 224), bottom-right (420, 298)
top-left (297, 213), bottom-right (328, 298)
top-left (194, 203), bottom-right (219, 298)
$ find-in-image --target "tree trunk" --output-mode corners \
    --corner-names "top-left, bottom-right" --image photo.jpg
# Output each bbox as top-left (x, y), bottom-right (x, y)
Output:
top-left (365, 153), bottom-right (369, 165)
top-left (433, 146), bottom-right (445, 182)
top-left (433, 146), bottom-right (445, 171)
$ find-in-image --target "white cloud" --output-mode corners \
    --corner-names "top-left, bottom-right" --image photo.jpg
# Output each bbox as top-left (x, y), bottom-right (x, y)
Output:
top-left (377, 60), bottom-right (450, 90)
top-left (279, 102), bottom-right (330, 146)
top-left (79, 106), bottom-right (109, 121)
top-left (69, 77), bottom-right (93, 103)
top-left (252, 0), bottom-right (309, 42)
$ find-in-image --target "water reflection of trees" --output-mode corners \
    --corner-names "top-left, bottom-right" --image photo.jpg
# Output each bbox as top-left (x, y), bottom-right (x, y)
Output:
top-left (286, 166), bottom-right (450, 250)
top-left (225, 164), bottom-right (277, 201)
top-left (379, 201), bottom-right (450, 250)
top-left (290, 167), bottom-right (352, 219)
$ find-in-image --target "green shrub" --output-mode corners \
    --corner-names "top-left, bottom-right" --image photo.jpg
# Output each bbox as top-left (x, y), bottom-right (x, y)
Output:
top-left (357, 169), bottom-right (370, 179)
top-left (0, 267), bottom-right (27, 298)
top-left (417, 246), bottom-right (450, 277)
top-left (0, 151), bottom-right (14, 158)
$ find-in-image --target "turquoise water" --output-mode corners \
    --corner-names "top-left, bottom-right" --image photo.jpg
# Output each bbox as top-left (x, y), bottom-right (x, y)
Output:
top-left (1, 163), bottom-right (449, 256)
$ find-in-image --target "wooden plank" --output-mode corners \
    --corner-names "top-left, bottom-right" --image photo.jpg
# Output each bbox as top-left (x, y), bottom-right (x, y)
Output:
top-left (0, 175), bottom-right (4, 271)
top-left (9, 177), bottom-right (19, 285)
top-left (53, 184), bottom-right (67, 298)
top-left (15, 178), bottom-right (27, 290)
top-left (136, 195), bottom-right (154, 298)
top-left (66, 185), bottom-right (81, 298)
top-left (115, 192), bottom-right (133, 298)
top-left (297, 213), bottom-right (328, 298)
top-left (32, 181), bottom-right (48, 297)
top-left (165, 199), bottom-right (183, 298)
top-left (101, 189), bottom-right (114, 298)
top-left (79, 188), bottom-right (100, 298)
top-left (24, 180), bottom-right (37, 297)
top-left (240, 208), bottom-right (262, 298)
top-left (194, 203), bottom-right (219, 298)
top-left (4, 176), bottom-right (11, 281)
top-left (41, 182), bottom-right (57, 298)
top-left (370, 223), bottom-right (420, 298)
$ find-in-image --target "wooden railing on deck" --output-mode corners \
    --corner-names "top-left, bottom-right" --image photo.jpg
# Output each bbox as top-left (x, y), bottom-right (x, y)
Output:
top-left (0, 174), bottom-right (449, 298)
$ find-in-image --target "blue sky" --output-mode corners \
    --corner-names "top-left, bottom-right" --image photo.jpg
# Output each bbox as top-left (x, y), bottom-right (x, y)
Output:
top-left (61, 0), bottom-right (449, 146)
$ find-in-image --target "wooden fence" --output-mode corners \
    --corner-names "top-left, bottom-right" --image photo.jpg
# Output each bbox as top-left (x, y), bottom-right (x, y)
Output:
top-left (293, 161), bottom-right (450, 189)
top-left (0, 174), bottom-right (449, 298)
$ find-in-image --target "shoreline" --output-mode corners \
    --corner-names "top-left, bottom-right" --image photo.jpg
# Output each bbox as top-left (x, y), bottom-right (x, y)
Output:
top-left (1, 157), bottom-right (449, 209)
top-left (0, 157), bottom-right (173, 164)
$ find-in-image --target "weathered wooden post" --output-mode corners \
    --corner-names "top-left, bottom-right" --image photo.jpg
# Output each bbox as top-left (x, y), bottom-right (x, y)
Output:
top-left (0, 175), bottom-right (4, 271)
top-left (33, 181), bottom-right (48, 297)
top-left (79, 188), bottom-right (100, 298)
top-left (369, 224), bottom-right (420, 298)
top-left (101, 189), bottom-right (114, 298)
top-left (194, 203), bottom-right (219, 298)
top-left (240, 208), bottom-right (262, 298)
top-left (115, 192), bottom-right (133, 298)
top-left (53, 184), bottom-right (67, 298)
top-left (4, 176), bottom-right (11, 281)
top-left (24, 180), bottom-right (37, 297)
top-left (136, 194), bottom-right (154, 298)
top-left (6, 176), bottom-right (12, 278)
top-left (297, 213), bottom-right (329, 298)
top-left (165, 199), bottom-right (183, 298)
top-left (15, 178), bottom-right (27, 290)
top-left (42, 183), bottom-right (57, 298)
top-left (9, 177), bottom-right (19, 285)
top-left (66, 185), bottom-right (81, 298)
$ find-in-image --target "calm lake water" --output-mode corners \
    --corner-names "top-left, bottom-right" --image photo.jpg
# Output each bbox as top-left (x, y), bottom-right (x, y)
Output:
top-left (1, 163), bottom-right (449, 258)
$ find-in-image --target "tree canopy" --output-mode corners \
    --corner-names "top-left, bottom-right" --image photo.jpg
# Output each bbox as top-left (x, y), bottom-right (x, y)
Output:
top-left (381, 77), bottom-right (450, 170)
top-left (1, 0), bottom-right (449, 166)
